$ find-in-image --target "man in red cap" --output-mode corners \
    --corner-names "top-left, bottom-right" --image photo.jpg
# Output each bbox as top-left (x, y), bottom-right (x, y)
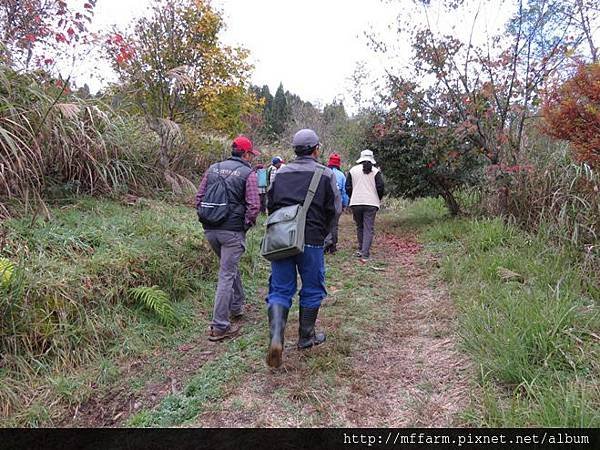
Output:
top-left (324, 153), bottom-right (349, 254)
top-left (195, 135), bottom-right (261, 341)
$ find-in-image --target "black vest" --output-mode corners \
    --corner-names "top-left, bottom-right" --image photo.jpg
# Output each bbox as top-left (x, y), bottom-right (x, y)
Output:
top-left (203, 157), bottom-right (252, 232)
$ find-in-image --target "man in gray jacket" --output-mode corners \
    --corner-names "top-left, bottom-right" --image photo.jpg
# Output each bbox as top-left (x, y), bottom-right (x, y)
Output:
top-left (195, 136), bottom-right (261, 341)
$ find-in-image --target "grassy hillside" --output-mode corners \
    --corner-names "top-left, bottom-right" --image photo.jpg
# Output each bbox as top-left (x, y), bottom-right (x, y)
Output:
top-left (410, 199), bottom-right (600, 426)
top-left (0, 197), bottom-right (231, 425)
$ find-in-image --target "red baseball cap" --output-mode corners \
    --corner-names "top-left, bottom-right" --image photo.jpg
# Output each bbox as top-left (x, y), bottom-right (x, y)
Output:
top-left (328, 153), bottom-right (341, 167)
top-left (232, 135), bottom-right (259, 155)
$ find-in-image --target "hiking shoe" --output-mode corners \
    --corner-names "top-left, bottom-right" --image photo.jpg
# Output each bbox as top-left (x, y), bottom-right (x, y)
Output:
top-left (230, 310), bottom-right (244, 321)
top-left (360, 257), bottom-right (370, 263)
top-left (354, 251), bottom-right (363, 258)
top-left (208, 324), bottom-right (240, 342)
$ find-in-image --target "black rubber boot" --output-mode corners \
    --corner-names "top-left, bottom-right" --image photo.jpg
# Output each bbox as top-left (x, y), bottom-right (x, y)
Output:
top-left (297, 306), bottom-right (326, 349)
top-left (266, 304), bottom-right (289, 368)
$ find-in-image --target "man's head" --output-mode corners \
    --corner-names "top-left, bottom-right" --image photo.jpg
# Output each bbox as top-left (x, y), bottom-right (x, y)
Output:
top-left (271, 156), bottom-right (283, 168)
top-left (292, 129), bottom-right (320, 158)
top-left (232, 135), bottom-right (259, 162)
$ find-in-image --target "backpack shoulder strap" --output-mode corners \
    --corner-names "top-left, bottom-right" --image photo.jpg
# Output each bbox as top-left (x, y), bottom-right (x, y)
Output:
top-left (301, 166), bottom-right (324, 211)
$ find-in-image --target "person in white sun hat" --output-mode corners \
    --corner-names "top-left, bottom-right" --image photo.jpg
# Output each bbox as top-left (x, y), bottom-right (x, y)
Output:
top-left (345, 149), bottom-right (385, 262)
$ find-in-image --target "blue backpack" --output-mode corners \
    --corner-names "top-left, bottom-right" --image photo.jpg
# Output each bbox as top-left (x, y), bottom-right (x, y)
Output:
top-left (257, 168), bottom-right (268, 188)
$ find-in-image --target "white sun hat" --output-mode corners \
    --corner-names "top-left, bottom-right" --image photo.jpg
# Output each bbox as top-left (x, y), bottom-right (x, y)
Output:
top-left (356, 149), bottom-right (376, 164)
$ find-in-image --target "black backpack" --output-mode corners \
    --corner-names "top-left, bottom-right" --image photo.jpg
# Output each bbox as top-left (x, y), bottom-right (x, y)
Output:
top-left (197, 163), bottom-right (241, 226)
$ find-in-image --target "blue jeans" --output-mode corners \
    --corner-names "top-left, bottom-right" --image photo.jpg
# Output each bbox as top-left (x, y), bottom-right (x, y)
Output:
top-left (267, 245), bottom-right (327, 309)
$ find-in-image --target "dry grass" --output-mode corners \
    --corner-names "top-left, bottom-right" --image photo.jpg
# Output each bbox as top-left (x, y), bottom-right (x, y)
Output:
top-left (0, 65), bottom-right (222, 217)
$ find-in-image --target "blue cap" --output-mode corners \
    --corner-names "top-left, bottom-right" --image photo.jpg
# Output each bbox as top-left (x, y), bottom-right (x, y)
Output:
top-left (272, 156), bottom-right (282, 165)
top-left (292, 129), bottom-right (319, 148)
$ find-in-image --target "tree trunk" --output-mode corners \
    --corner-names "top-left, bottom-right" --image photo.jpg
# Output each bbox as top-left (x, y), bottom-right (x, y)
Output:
top-left (145, 116), bottom-right (170, 171)
top-left (158, 134), bottom-right (170, 170)
top-left (440, 190), bottom-right (460, 216)
top-left (144, 115), bottom-right (184, 194)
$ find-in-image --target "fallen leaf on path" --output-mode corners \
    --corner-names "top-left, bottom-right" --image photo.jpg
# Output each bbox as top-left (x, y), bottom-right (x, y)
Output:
top-left (496, 266), bottom-right (525, 283)
top-left (178, 343), bottom-right (194, 352)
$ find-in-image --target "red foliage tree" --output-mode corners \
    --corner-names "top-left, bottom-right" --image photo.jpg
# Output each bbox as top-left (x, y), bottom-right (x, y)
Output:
top-left (0, 0), bottom-right (96, 69)
top-left (542, 64), bottom-right (600, 167)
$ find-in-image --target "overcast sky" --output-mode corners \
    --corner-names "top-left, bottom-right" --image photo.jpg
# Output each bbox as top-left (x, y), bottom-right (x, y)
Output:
top-left (80, 0), bottom-right (521, 111)
top-left (83, 0), bottom-right (400, 110)
top-left (213, 0), bottom-right (398, 108)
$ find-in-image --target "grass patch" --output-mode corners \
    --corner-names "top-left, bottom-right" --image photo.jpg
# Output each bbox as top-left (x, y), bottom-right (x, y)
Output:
top-left (382, 196), bottom-right (447, 230)
top-left (0, 196), bottom-right (217, 425)
top-left (125, 224), bottom-right (269, 427)
top-left (127, 330), bottom-right (262, 427)
top-left (410, 198), bottom-right (600, 426)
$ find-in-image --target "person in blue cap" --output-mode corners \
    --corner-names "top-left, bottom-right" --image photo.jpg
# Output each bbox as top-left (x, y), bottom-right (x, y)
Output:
top-left (265, 129), bottom-right (342, 368)
top-left (267, 156), bottom-right (285, 188)
top-left (255, 163), bottom-right (268, 213)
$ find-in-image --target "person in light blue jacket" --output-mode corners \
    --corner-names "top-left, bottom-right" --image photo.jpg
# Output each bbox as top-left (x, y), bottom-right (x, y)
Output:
top-left (256, 163), bottom-right (268, 213)
top-left (324, 153), bottom-right (349, 254)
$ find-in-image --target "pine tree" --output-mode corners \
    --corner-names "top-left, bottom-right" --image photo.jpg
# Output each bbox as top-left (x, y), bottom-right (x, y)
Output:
top-left (271, 82), bottom-right (289, 135)
top-left (260, 84), bottom-right (274, 132)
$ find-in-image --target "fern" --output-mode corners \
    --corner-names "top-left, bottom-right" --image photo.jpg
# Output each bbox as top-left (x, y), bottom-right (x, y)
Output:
top-left (128, 286), bottom-right (178, 325)
top-left (0, 257), bottom-right (14, 288)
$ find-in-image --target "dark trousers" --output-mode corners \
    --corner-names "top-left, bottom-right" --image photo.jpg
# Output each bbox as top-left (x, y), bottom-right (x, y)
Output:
top-left (259, 192), bottom-right (267, 213)
top-left (351, 205), bottom-right (378, 258)
top-left (324, 212), bottom-right (341, 250)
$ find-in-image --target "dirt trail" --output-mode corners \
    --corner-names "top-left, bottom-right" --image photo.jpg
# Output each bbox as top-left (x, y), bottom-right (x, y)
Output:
top-left (340, 229), bottom-right (471, 426)
top-left (59, 304), bottom-right (263, 427)
top-left (193, 214), bottom-right (473, 427)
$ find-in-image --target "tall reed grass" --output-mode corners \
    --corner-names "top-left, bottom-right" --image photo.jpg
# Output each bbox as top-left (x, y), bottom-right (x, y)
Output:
top-left (0, 65), bottom-right (222, 217)
top-left (1, 67), bottom-right (144, 203)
